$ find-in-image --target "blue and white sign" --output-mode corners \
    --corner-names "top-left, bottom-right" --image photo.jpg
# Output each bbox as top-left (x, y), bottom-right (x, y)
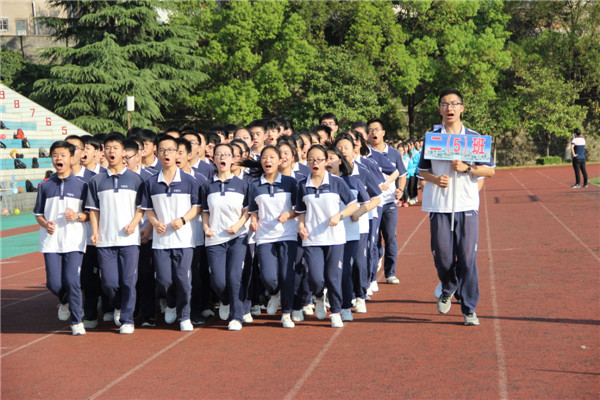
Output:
top-left (424, 132), bottom-right (492, 162)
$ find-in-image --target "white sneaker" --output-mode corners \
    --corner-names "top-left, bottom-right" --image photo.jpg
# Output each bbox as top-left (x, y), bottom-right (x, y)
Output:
top-left (58, 304), bottom-right (70, 321)
top-left (366, 288), bottom-right (374, 296)
top-left (464, 313), bottom-right (480, 326)
top-left (165, 307), bottom-right (177, 324)
top-left (159, 298), bottom-right (167, 314)
top-left (119, 323), bottom-right (134, 334)
top-left (180, 319), bottom-right (193, 331)
top-left (250, 304), bottom-right (262, 316)
top-left (355, 298), bottom-right (367, 313)
top-left (219, 303), bottom-right (230, 321)
top-left (315, 298), bottom-right (327, 320)
top-left (386, 276), bottom-right (400, 285)
top-left (267, 292), bottom-right (280, 315)
top-left (330, 313), bottom-right (344, 328)
top-left (281, 314), bottom-right (295, 328)
top-left (71, 322), bottom-right (86, 336)
top-left (201, 309), bottom-right (215, 319)
top-left (302, 305), bottom-right (314, 316)
top-left (291, 310), bottom-right (304, 322)
top-left (228, 320), bottom-right (242, 331)
top-left (351, 298), bottom-right (357, 307)
top-left (113, 309), bottom-right (122, 327)
top-left (370, 281), bottom-right (379, 292)
top-left (83, 319), bottom-right (98, 329)
top-left (242, 313), bottom-right (253, 323)
top-left (341, 309), bottom-right (353, 322)
top-left (102, 311), bottom-right (114, 322)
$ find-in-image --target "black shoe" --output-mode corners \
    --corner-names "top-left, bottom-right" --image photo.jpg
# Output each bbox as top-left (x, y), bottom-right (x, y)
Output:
top-left (191, 316), bottom-right (205, 325)
top-left (141, 317), bottom-right (156, 327)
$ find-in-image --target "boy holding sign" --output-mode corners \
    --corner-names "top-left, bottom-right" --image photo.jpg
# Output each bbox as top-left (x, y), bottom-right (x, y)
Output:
top-left (417, 88), bottom-right (495, 326)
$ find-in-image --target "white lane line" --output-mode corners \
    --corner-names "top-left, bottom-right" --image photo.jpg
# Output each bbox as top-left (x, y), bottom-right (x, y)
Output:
top-left (397, 214), bottom-right (428, 255)
top-left (283, 328), bottom-right (343, 400)
top-left (89, 330), bottom-right (198, 400)
top-left (1, 291), bottom-right (50, 309)
top-left (510, 172), bottom-right (600, 263)
top-left (1, 266), bottom-right (45, 280)
top-left (1, 331), bottom-right (60, 359)
top-left (482, 187), bottom-right (509, 400)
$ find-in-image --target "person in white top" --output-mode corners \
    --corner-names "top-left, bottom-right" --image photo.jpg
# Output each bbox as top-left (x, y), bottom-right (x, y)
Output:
top-left (417, 88), bottom-right (495, 326)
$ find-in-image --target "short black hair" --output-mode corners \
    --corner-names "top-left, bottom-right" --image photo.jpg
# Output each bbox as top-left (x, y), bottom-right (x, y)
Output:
top-left (123, 138), bottom-right (140, 154)
top-left (127, 127), bottom-right (144, 138)
top-left (366, 118), bottom-right (384, 129)
top-left (351, 120), bottom-right (367, 130)
top-left (176, 137), bottom-right (192, 154)
top-left (81, 135), bottom-right (101, 150)
top-left (50, 140), bottom-right (75, 156)
top-left (264, 119), bottom-right (279, 132)
top-left (94, 133), bottom-right (107, 148)
top-left (231, 138), bottom-right (250, 155)
top-left (248, 119), bottom-right (267, 130)
top-left (182, 131), bottom-right (201, 144)
top-left (326, 146), bottom-right (352, 176)
top-left (105, 132), bottom-right (126, 147)
top-left (319, 113), bottom-right (338, 125)
top-left (64, 134), bottom-right (84, 149)
top-left (206, 132), bottom-right (221, 145)
top-left (574, 128), bottom-right (582, 136)
top-left (438, 88), bottom-right (463, 105)
top-left (136, 129), bottom-right (157, 146)
top-left (157, 134), bottom-right (178, 149)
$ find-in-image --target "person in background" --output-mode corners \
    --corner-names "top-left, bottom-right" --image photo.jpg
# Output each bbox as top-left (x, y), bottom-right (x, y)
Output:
top-left (570, 128), bottom-right (588, 189)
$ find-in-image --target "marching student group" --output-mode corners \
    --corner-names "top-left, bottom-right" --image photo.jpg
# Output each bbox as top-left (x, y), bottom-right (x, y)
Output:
top-left (34, 88), bottom-right (495, 335)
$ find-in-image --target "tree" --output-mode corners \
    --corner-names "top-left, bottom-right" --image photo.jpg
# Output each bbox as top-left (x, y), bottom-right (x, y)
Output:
top-left (31, 0), bottom-right (208, 133)
top-left (515, 66), bottom-right (586, 157)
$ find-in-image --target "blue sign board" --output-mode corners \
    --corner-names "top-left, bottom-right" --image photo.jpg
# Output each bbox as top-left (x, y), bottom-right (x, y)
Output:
top-left (424, 132), bottom-right (492, 162)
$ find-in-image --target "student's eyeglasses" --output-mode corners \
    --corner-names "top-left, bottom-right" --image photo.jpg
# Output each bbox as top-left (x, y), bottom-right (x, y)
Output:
top-left (367, 128), bottom-right (382, 134)
top-left (158, 148), bottom-right (177, 155)
top-left (440, 102), bottom-right (463, 109)
top-left (215, 153), bottom-right (232, 158)
top-left (123, 154), bottom-right (138, 161)
top-left (307, 158), bottom-right (326, 164)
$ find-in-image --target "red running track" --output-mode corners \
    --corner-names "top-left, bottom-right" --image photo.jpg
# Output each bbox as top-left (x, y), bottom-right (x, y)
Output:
top-left (1, 164), bottom-right (598, 399)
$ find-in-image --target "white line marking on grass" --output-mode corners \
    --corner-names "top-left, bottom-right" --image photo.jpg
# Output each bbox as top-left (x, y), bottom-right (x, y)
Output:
top-left (1, 266), bottom-right (44, 280)
top-left (1, 291), bottom-right (50, 309)
top-left (89, 330), bottom-right (198, 400)
top-left (482, 187), bottom-right (509, 400)
top-left (510, 172), bottom-right (600, 263)
top-left (283, 329), bottom-right (343, 400)
top-left (1, 332), bottom-right (59, 359)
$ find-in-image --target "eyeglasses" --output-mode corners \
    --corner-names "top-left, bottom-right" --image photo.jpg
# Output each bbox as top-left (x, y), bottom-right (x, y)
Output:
top-left (440, 102), bottom-right (463, 109)
top-left (307, 158), bottom-right (326, 164)
top-left (158, 148), bottom-right (177, 155)
top-left (367, 128), bottom-right (382, 134)
top-left (215, 153), bottom-right (232, 158)
top-left (123, 154), bottom-right (138, 161)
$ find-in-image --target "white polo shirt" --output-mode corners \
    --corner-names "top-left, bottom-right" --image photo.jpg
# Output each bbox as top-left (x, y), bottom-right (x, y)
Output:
top-left (86, 167), bottom-right (143, 247)
top-left (248, 173), bottom-right (298, 245)
top-left (418, 125), bottom-right (495, 213)
top-left (296, 172), bottom-right (356, 247)
top-left (34, 174), bottom-right (88, 253)
top-left (201, 174), bottom-right (248, 247)
top-left (141, 168), bottom-right (200, 249)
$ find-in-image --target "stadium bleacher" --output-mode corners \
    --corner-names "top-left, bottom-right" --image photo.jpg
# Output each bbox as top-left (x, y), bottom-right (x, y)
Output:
top-left (0, 83), bottom-right (90, 195)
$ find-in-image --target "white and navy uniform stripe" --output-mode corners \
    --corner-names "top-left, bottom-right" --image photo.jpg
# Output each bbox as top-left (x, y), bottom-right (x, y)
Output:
top-left (34, 173), bottom-right (88, 324)
top-left (296, 172), bottom-right (356, 314)
top-left (202, 174), bottom-right (249, 322)
top-left (86, 168), bottom-right (144, 325)
top-left (141, 168), bottom-right (200, 322)
top-left (249, 174), bottom-right (298, 314)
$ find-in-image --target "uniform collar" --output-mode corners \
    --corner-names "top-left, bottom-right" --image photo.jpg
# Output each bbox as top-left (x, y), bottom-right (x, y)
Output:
top-left (212, 172), bottom-right (234, 183)
top-left (158, 167), bottom-right (182, 184)
top-left (306, 171), bottom-right (330, 188)
top-left (260, 173), bottom-right (282, 185)
top-left (441, 124), bottom-right (466, 135)
top-left (107, 167), bottom-right (127, 177)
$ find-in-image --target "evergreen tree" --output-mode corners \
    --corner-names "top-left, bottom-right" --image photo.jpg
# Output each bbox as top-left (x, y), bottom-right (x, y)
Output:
top-left (32, 0), bottom-right (208, 133)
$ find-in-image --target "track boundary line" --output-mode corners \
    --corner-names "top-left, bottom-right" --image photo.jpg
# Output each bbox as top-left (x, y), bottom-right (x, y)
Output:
top-left (482, 186), bottom-right (508, 400)
top-left (1, 290), bottom-right (50, 309)
top-left (1, 266), bottom-right (44, 281)
top-left (88, 330), bottom-right (198, 400)
top-left (1, 331), bottom-right (60, 359)
top-left (397, 213), bottom-right (428, 255)
top-left (510, 172), bottom-right (600, 263)
top-left (283, 329), bottom-right (343, 400)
